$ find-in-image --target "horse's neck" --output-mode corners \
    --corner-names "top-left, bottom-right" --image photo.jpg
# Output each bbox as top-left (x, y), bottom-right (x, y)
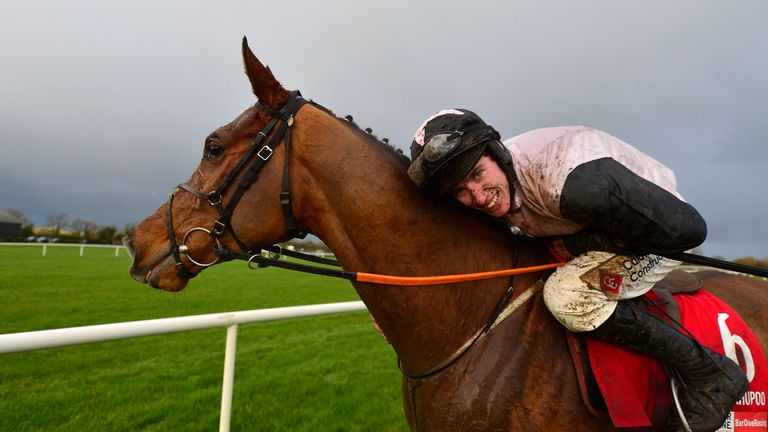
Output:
top-left (292, 108), bottom-right (550, 371)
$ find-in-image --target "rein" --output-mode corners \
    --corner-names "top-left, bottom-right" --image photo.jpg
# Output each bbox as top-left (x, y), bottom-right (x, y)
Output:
top-left (165, 90), bottom-right (564, 284)
top-left (218, 246), bottom-right (563, 285)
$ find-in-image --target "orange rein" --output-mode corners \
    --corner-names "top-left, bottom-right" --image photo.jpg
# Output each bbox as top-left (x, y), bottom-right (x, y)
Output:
top-left (355, 262), bottom-right (564, 286)
top-left (221, 248), bottom-right (564, 286)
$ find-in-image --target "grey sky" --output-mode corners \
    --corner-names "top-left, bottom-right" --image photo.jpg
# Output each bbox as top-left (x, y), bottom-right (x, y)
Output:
top-left (1, 1), bottom-right (765, 260)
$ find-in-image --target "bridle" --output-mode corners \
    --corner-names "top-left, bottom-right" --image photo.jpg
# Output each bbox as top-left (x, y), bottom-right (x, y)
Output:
top-left (165, 91), bottom-right (308, 278)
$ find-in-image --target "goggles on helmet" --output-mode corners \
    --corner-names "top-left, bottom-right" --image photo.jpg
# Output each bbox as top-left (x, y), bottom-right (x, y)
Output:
top-left (421, 131), bottom-right (464, 164)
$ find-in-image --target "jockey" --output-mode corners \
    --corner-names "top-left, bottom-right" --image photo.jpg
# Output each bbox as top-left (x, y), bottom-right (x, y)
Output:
top-left (407, 108), bottom-right (749, 431)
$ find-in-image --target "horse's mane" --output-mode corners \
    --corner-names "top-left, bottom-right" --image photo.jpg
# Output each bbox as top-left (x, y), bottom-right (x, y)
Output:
top-left (308, 100), bottom-right (411, 166)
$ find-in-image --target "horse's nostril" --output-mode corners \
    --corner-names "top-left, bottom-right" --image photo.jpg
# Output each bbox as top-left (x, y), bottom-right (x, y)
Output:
top-left (122, 235), bottom-right (136, 261)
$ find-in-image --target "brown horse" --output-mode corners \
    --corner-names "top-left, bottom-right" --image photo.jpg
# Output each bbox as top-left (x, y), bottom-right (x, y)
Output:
top-left (125, 39), bottom-right (768, 431)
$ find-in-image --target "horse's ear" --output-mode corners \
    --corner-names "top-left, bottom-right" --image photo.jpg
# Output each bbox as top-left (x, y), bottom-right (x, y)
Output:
top-left (242, 36), bottom-right (289, 108)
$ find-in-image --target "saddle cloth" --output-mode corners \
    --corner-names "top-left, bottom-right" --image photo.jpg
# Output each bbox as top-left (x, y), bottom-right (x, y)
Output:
top-left (568, 276), bottom-right (768, 430)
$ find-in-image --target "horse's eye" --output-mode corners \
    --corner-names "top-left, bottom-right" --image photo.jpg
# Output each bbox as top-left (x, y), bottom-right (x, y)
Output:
top-left (206, 145), bottom-right (224, 159)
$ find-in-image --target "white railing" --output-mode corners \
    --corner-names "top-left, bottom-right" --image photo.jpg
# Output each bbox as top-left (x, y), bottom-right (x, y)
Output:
top-left (0, 301), bottom-right (368, 432)
top-left (0, 242), bottom-right (336, 259)
top-left (0, 242), bottom-right (125, 257)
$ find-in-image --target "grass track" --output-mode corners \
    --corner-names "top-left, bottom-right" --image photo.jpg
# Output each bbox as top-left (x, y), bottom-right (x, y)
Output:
top-left (0, 245), bottom-right (407, 431)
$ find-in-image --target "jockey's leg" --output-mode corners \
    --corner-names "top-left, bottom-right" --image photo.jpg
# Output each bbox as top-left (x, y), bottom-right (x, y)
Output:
top-left (543, 252), bottom-right (749, 432)
top-left (588, 298), bottom-right (748, 431)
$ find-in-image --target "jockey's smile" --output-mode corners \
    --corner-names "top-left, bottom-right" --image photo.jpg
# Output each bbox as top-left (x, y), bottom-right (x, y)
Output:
top-left (452, 155), bottom-right (511, 218)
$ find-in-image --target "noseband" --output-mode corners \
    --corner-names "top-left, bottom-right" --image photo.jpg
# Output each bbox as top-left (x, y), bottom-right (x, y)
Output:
top-left (165, 91), bottom-right (308, 278)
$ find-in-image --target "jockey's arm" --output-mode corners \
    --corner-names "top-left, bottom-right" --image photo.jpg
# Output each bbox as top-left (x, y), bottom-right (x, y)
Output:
top-left (555, 157), bottom-right (707, 257)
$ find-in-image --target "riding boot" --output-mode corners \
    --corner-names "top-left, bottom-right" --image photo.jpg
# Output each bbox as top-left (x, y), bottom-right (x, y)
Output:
top-left (585, 298), bottom-right (749, 432)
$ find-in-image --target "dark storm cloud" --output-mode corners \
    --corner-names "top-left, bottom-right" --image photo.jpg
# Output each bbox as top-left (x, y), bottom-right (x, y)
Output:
top-left (1, 0), bottom-right (765, 259)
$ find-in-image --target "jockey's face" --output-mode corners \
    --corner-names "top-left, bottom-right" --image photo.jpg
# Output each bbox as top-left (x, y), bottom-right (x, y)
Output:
top-left (451, 155), bottom-right (511, 218)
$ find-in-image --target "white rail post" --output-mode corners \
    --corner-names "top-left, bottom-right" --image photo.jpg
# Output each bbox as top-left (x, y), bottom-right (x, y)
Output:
top-left (80, 245), bottom-right (85, 257)
top-left (219, 324), bottom-right (239, 432)
top-left (42, 244), bottom-right (47, 256)
top-left (115, 246), bottom-right (120, 257)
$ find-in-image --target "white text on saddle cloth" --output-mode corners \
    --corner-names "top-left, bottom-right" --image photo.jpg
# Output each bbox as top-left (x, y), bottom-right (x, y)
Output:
top-left (717, 313), bottom-right (767, 432)
top-left (720, 313), bottom-right (756, 382)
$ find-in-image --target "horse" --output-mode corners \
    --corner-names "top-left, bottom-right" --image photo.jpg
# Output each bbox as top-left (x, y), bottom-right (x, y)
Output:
top-left (124, 38), bottom-right (768, 431)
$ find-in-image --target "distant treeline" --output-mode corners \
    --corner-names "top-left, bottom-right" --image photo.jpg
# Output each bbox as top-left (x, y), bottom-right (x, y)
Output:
top-left (732, 257), bottom-right (768, 270)
top-left (3, 209), bottom-right (133, 245)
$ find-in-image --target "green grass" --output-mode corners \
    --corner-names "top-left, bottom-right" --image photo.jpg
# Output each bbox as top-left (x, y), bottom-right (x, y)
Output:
top-left (0, 245), bottom-right (408, 431)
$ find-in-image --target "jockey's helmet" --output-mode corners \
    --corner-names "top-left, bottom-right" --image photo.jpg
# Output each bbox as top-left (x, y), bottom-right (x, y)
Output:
top-left (408, 108), bottom-right (515, 196)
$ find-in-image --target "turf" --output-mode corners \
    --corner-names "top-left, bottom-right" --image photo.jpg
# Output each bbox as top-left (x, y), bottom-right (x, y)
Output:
top-left (0, 245), bottom-right (408, 431)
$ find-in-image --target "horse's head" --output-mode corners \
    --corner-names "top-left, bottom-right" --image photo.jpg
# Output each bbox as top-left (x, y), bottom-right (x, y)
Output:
top-left (125, 38), bottom-right (302, 291)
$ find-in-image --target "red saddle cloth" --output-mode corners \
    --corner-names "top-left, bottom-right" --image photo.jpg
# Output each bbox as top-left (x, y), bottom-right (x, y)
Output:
top-left (584, 289), bottom-right (768, 430)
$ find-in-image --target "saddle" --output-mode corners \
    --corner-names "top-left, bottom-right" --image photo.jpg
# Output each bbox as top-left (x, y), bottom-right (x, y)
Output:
top-left (567, 269), bottom-right (768, 429)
